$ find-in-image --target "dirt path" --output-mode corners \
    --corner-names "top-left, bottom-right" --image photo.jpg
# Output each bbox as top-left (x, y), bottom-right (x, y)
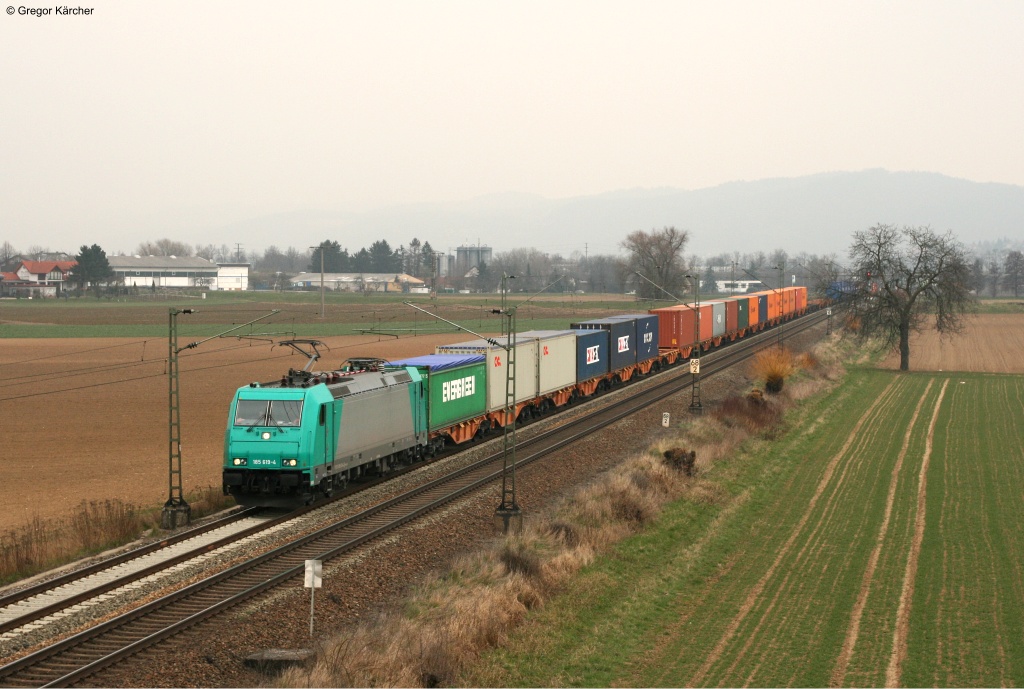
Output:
top-left (885, 379), bottom-right (949, 687)
top-left (687, 377), bottom-right (900, 686)
top-left (830, 379), bottom-right (934, 686)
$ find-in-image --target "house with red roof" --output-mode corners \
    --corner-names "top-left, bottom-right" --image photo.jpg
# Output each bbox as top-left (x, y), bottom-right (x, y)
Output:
top-left (0, 260), bottom-right (77, 297)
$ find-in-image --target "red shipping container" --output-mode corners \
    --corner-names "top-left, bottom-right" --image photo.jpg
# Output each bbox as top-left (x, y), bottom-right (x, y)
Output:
top-left (649, 306), bottom-right (696, 349)
top-left (722, 298), bottom-right (738, 333)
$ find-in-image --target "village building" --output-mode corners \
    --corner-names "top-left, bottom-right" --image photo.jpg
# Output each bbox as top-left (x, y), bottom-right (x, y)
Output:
top-left (1, 256), bottom-right (251, 295)
top-left (0, 260), bottom-right (77, 297)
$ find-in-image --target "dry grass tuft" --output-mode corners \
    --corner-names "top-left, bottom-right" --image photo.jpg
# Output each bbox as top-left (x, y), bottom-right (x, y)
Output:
top-left (0, 486), bottom-right (234, 585)
top-left (499, 539), bottom-right (543, 579)
top-left (797, 351), bottom-right (820, 370)
top-left (547, 520), bottom-right (580, 548)
top-left (751, 347), bottom-right (798, 393)
top-left (0, 500), bottom-right (145, 583)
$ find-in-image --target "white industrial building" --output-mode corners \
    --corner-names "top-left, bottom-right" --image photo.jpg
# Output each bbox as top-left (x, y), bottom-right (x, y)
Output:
top-left (108, 256), bottom-right (249, 290)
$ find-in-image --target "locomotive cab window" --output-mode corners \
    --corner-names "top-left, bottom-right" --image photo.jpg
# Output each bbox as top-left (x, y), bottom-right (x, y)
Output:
top-left (233, 399), bottom-right (304, 427)
top-left (272, 400), bottom-right (304, 426)
top-left (234, 400), bottom-right (268, 426)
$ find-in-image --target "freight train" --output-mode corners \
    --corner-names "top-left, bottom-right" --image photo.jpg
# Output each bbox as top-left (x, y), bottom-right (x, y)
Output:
top-left (222, 287), bottom-right (808, 506)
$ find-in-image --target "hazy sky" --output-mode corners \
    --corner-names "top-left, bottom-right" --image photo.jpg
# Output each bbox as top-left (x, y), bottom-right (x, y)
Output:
top-left (2, 1), bottom-right (1022, 255)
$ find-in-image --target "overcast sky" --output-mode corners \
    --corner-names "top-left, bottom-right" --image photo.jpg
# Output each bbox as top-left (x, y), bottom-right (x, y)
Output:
top-left (2, 1), bottom-right (1022, 256)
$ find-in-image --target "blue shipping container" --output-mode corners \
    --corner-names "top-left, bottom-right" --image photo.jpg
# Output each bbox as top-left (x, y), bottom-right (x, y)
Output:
top-left (757, 295), bottom-right (768, 324)
top-left (570, 318), bottom-right (635, 371)
top-left (606, 314), bottom-right (659, 362)
top-left (573, 328), bottom-right (609, 381)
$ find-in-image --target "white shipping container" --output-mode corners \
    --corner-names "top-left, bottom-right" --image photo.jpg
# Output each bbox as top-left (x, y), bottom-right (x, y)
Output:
top-left (517, 330), bottom-right (577, 395)
top-left (707, 301), bottom-right (727, 337)
top-left (436, 337), bottom-right (540, 412)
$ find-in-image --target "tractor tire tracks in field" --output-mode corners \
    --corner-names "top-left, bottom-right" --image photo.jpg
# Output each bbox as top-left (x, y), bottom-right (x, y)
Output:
top-left (687, 377), bottom-right (901, 687)
top-left (885, 379), bottom-right (948, 688)
top-left (830, 379), bottom-right (935, 686)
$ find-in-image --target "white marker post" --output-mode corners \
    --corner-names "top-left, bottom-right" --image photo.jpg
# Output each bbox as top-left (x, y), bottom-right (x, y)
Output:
top-left (304, 559), bottom-right (322, 637)
top-left (662, 412), bottom-right (670, 428)
top-left (690, 358), bottom-right (700, 374)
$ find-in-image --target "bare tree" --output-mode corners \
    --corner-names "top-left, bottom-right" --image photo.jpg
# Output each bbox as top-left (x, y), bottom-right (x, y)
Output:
top-left (1003, 250), bottom-right (1024, 298)
top-left (848, 224), bottom-right (973, 371)
top-left (0, 241), bottom-right (16, 267)
top-left (136, 239), bottom-right (193, 256)
top-left (988, 260), bottom-right (1001, 298)
top-left (621, 226), bottom-right (689, 300)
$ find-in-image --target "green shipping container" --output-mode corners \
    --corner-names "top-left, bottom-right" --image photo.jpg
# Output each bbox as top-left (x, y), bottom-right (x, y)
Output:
top-left (736, 296), bottom-right (749, 329)
top-left (388, 354), bottom-right (488, 432)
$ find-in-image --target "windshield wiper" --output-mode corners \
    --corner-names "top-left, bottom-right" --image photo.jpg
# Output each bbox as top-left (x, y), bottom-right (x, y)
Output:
top-left (246, 411), bottom-right (268, 432)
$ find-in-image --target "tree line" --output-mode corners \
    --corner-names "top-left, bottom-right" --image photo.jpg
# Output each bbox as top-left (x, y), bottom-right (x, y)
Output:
top-left (4, 233), bottom-right (1022, 300)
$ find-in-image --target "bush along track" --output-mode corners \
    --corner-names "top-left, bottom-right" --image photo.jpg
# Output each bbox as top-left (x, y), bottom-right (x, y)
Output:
top-left (461, 366), bottom-right (1024, 686)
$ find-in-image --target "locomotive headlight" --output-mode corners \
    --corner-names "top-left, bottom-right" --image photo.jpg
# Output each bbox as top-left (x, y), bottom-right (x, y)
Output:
top-left (282, 458), bottom-right (298, 467)
top-left (261, 431), bottom-right (271, 440)
top-left (232, 458), bottom-right (247, 466)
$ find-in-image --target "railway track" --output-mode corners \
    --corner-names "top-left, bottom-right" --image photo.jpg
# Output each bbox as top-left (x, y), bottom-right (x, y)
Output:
top-left (0, 309), bottom-right (829, 687)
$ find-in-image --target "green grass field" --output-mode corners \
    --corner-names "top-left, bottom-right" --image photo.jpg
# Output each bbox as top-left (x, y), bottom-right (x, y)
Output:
top-left (472, 369), bottom-right (1024, 687)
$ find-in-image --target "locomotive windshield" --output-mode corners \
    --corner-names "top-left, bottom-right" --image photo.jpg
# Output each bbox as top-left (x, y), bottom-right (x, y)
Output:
top-left (234, 399), bottom-right (304, 427)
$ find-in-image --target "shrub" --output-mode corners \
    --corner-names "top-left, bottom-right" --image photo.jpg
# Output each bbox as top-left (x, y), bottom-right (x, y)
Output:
top-left (714, 394), bottom-right (782, 434)
top-left (751, 347), bottom-right (797, 393)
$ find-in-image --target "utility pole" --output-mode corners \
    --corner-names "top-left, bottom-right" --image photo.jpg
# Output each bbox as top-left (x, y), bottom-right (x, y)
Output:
top-left (163, 308), bottom-right (195, 529)
top-left (162, 308), bottom-right (280, 529)
top-left (494, 273), bottom-right (521, 533)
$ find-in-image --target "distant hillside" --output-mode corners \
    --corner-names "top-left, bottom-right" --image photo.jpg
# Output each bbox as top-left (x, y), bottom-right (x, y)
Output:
top-left (206, 170), bottom-right (1024, 258)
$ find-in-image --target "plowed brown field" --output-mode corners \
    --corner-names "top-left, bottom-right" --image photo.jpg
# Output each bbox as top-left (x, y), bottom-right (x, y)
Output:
top-left (0, 333), bottom-right (473, 530)
top-left (879, 314), bottom-right (1024, 373)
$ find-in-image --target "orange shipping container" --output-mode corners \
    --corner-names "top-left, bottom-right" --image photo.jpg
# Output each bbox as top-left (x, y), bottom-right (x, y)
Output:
top-left (747, 295), bottom-right (760, 327)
